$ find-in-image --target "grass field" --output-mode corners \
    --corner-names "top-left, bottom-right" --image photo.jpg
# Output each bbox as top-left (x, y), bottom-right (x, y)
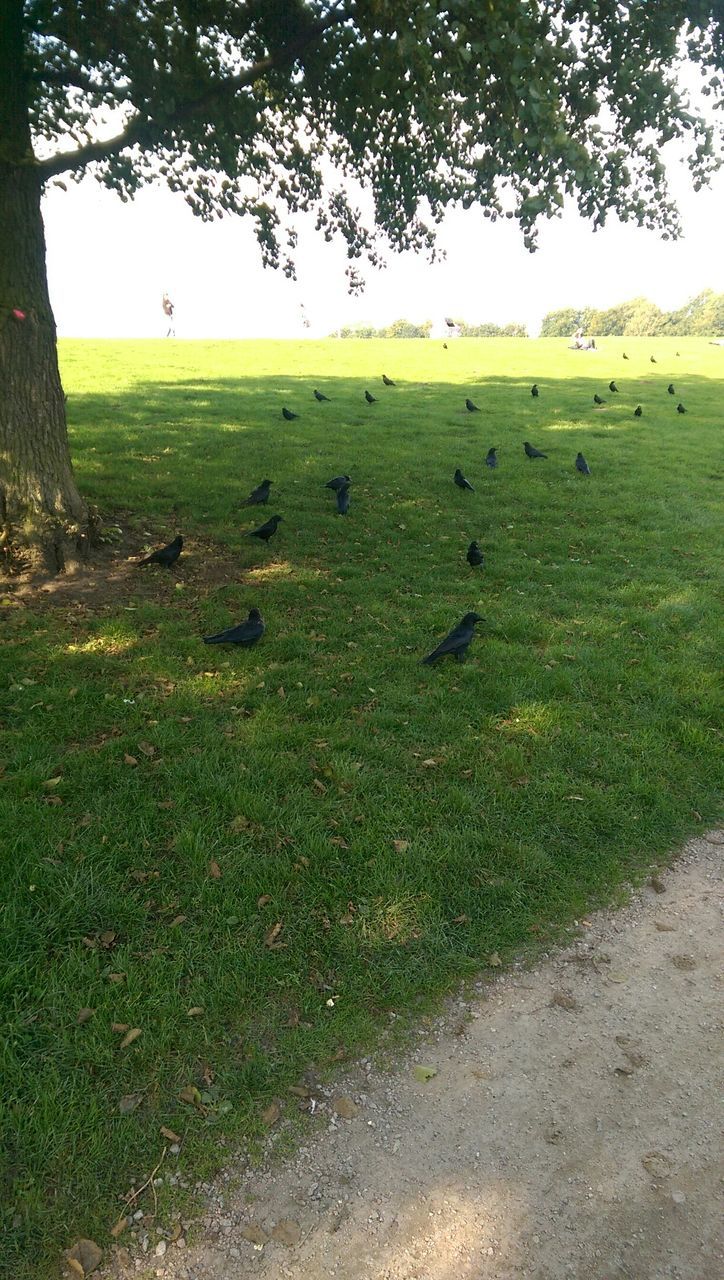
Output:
top-left (2, 336), bottom-right (722, 1276)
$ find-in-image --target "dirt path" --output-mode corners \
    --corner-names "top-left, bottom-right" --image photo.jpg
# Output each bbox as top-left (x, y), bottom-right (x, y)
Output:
top-left (118, 833), bottom-right (722, 1280)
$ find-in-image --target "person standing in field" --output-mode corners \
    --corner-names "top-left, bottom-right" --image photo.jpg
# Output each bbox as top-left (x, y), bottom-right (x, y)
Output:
top-left (162, 293), bottom-right (175, 337)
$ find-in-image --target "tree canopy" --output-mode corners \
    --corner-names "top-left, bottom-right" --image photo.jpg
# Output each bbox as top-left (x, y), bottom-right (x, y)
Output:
top-left (540, 290), bottom-right (724, 336)
top-left (23, 1), bottom-right (724, 285)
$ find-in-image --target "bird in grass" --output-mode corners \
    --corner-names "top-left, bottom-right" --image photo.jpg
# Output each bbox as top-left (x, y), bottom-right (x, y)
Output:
top-left (443, 342), bottom-right (448, 349)
top-left (364, 389), bottom-right (377, 404)
top-left (241, 479), bottom-right (272, 506)
top-left (465, 397), bottom-right (480, 412)
top-left (382, 374), bottom-right (396, 386)
top-left (246, 514), bottom-right (283, 542)
top-left (575, 452), bottom-right (591, 475)
top-left (137, 535), bottom-right (183, 568)
top-left (203, 608), bottom-right (264, 647)
top-left (314, 389), bottom-right (330, 402)
top-left (667, 383), bottom-right (675, 395)
top-left (524, 441), bottom-right (547, 459)
top-left (422, 612), bottom-right (485, 664)
top-left (324, 474), bottom-right (351, 491)
top-left (677, 403), bottom-right (687, 414)
top-left (282, 406), bottom-right (298, 421)
top-left (336, 484), bottom-right (350, 515)
top-left (593, 394), bottom-right (606, 405)
top-left (676, 350), bottom-right (681, 356)
top-left (485, 446), bottom-right (498, 468)
top-left (466, 540), bottom-right (485, 567)
top-left (531, 384), bottom-right (539, 397)
top-left (609, 380), bottom-right (619, 393)
top-left (650, 355), bottom-right (657, 364)
top-left (634, 405), bottom-right (643, 417)
top-left (623, 352), bottom-right (629, 360)
top-left (454, 468), bottom-right (475, 491)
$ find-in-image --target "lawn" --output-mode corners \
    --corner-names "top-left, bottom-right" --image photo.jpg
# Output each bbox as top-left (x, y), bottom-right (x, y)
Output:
top-left (1, 336), bottom-right (722, 1277)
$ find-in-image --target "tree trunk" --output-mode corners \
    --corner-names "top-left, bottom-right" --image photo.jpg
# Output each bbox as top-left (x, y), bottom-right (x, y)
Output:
top-left (0, 0), bottom-right (94, 575)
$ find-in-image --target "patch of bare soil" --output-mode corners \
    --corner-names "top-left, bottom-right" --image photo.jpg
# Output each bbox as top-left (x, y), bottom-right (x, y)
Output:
top-left (101, 833), bottom-right (723, 1280)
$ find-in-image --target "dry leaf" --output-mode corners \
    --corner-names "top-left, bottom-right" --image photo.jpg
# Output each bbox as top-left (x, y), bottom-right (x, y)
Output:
top-left (98, 929), bottom-right (116, 948)
top-left (157, 799), bottom-right (174, 810)
top-left (118, 1093), bottom-right (142, 1115)
top-left (392, 839), bottom-right (410, 853)
top-left (107, 972), bottom-right (126, 984)
top-left (655, 920), bottom-right (676, 932)
top-left (187, 1006), bottom-right (204, 1018)
top-left (312, 777), bottom-right (327, 793)
top-left (257, 894), bottom-right (272, 909)
top-left (229, 815), bottom-right (250, 832)
top-left (169, 914), bottom-right (186, 927)
top-left (43, 776), bottom-right (62, 788)
top-left (649, 874), bottom-right (666, 894)
top-left (261, 1101), bottom-right (281, 1126)
top-left (160, 1126), bottom-right (181, 1143)
top-left (45, 794), bottom-right (63, 805)
top-left (551, 990), bottom-right (578, 1012)
top-left (76, 1007), bottom-right (94, 1025)
top-left (178, 1085), bottom-right (202, 1106)
top-left (452, 913), bottom-right (470, 924)
top-left (109, 1217), bottom-right (128, 1239)
top-left (488, 951), bottom-right (502, 967)
top-left (137, 741), bottom-right (156, 757)
top-left (111, 1022), bottom-right (130, 1034)
top-left (208, 859), bottom-right (222, 879)
top-left (264, 921), bottom-right (285, 949)
top-left (339, 913), bottom-right (354, 926)
top-left (119, 1027), bottom-right (142, 1049)
top-left (66, 1239), bottom-right (103, 1276)
top-left (671, 954), bottom-right (696, 970)
top-left (288, 1084), bottom-right (310, 1098)
top-left (421, 758), bottom-right (438, 768)
top-left (332, 1095), bottom-right (359, 1119)
top-left (123, 754), bottom-right (138, 767)
top-left (642, 1151), bottom-right (673, 1179)
top-left (329, 836), bottom-right (349, 848)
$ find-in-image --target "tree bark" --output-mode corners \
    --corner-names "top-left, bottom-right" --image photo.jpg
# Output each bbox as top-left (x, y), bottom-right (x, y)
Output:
top-left (0, 0), bottom-right (94, 575)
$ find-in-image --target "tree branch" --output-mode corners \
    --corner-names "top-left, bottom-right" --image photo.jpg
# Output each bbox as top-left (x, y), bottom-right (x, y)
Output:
top-left (36, 5), bottom-right (351, 179)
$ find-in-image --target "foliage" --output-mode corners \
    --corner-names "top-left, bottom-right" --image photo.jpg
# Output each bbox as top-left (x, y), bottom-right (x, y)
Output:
top-left (541, 291), bottom-right (724, 336)
top-left (336, 319), bottom-right (529, 338)
top-left (21, 1), bottom-right (724, 282)
top-left (539, 307), bottom-right (586, 336)
top-left (2, 335), bottom-right (723, 1277)
top-left (457, 321), bottom-right (529, 337)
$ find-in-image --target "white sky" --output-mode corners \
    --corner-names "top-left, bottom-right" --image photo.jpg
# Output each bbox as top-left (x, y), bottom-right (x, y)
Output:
top-left (42, 86), bottom-right (724, 341)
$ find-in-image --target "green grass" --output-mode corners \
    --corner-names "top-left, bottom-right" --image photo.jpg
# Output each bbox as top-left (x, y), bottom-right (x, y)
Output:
top-left (1, 336), bottom-right (722, 1276)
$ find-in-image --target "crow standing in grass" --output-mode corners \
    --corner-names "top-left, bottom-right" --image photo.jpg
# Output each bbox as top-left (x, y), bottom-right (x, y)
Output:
top-left (531, 384), bottom-right (539, 397)
top-left (246, 514), bottom-right (283, 542)
top-left (382, 374), bottom-right (396, 386)
top-left (634, 405), bottom-right (643, 417)
top-left (524, 441), bottom-right (547, 459)
top-left (422, 612), bottom-right (484, 664)
top-left (593, 394), bottom-right (606, 405)
top-left (575, 452), bottom-right (591, 475)
top-left (365, 389), bottom-right (377, 403)
top-left (203, 608), bottom-right (264, 647)
top-left (324, 474), bottom-right (351, 491)
top-left (650, 355), bottom-right (657, 364)
top-left (465, 397), bottom-right (480, 412)
top-left (486, 447), bottom-right (498, 468)
top-left (137, 535), bottom-right (183, 568)
top-left (466, 541), bottom-right (484, 567)
top-left (609, 381), bottom-right (619, 393)
top-left (336, 484), bottom-right (351, 515)
top-left (314, 389), bottom-right (330, 402)
top-left (623, 352), bottom-right (629, 359)
top-left (454, 468), bottom-right (475, 491)
top-left (677, 403), bottom-right (687, 414)
top-left (667, 384), bottom-right (676, 395)
top-left (241, 479), bottom-right (272, 506)
top-left (282, 406), bottom-right (298, 421)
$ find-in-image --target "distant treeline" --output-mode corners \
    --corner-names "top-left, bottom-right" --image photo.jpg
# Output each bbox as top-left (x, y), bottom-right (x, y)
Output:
top-left (334, 319), bottom-right (528, 338)
top-left (541, 290), bottom-right (724, 337)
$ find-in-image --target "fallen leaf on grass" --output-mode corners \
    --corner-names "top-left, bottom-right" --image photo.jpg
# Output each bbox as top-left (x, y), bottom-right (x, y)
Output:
top-left (119, 1027), bottom-right (142, 1049)
top-left (107, 972), bottom-right (126, 984)
top-left (392, 840), bottom-right (410, 853)
top-left (109, 1217), bottom-right (128, 1239)
top-left (488, 951), bottom-right (502, 967)
top-left (76, 1007), bottom-right (94, 1025)
top-left (111, 1022), bottom-right (129, 1034)
top-left (332, 1095), bottom-right (359, 1119)
top-left (187, 1006), bottom-right (204, 1018)
top-left (451, 913), bottom-right (470, 925)
top-left (257, 894), bottom-right (272, 909)
top-left (264, 921), bottom-right (286, 950)
top-left (208, 859), bottom-right (222, 879)
top-left (261, 1101), bottom-right (281, 1126)
top-left (66, 1239), bottom-right (103, 1276)
top-left (45, 794), bottom-right (63, 805)
top-left (229, 815), bottom-right (250, 832)
top-left (118, 1093), bottom-right (142, 1115)
top-left (43, 776), bottom-right (62, 789)
top-left (412, 1065), bottom-right (438, 1083)
top-left (421, 759), bottom-right (438, 768)
top-left (137, 741), bottom-right (156, 757)
top-left (178, 1085), bottom-right (202, 1107)
top-left (123, 754), bottom-right (138, 767)
top-left (169, 914), bottom-right (187, 927)
top-left (338, 913), bottom-right (354, 926)
top-left (160, 1126), bottom-right (181, 1143)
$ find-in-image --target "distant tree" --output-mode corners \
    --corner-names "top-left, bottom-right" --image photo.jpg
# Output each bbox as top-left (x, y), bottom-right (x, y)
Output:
top-left (539, 308), bottom-right (584, 337)
top-left (385, 319), bottom-right (432, 338)
top-left (621, 299), bottom-right (668, 336)
top-left (3, 0), bottom-right (723, 570)
top-left (500, 323), bottom-right (528, 337)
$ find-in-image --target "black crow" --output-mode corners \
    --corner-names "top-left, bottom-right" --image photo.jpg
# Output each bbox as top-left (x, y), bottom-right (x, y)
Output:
top-left (593, 394), bottom-right (606, 405)
top-left (314, 389), bottom-right (330, 402)
top-left (609, 381), bottom-right (619, 393)
top-left (466, 541), bottom-right (484, 567)
top-left (242, 479), bottom-right (272, 506)
top-left (575, 452), bottom-right (591, 475)
top-left (650, 355), bottom-right (657, 364)
top-left (454, 468), bottom-right (475, 491)
top-left (422, 612), bottom-right (484, 664)
top-left (324, 475), bottom-right (351, 491)
top-left (365, 390), bottom-right (377, 404)
top-left (336, 485), bottom-right (350, 515)
top-left (531, 384), bottom-right (539, 398)
top-left (443, 342), bottom-right (448, 349)
top-left (623, 352), bottom-right (629, 359)
top-left (282, 407), bottom-right (298, 421)
top-left (203, 608), bottom-right (264, 647)
top-left (634, 405), bottom-right (643, 417)
top-left (524, 441), bottom-right (547, 459)
top-left (667, 384), bottom-right (675, 395)
top-left (677, 403), bottom-right (687, 414)
top-left (382, 374), bottom-right (396, 386)
top-left (485, 447), bottom-right (498, 468)
top-left (246, 514), bottom-right (283, 542)
top-left (465, 397), bottom-right (480, 412)
top-left (676, 350), bottom-right (681, 356)
top-left (137, 535), bottom-right (183, 568)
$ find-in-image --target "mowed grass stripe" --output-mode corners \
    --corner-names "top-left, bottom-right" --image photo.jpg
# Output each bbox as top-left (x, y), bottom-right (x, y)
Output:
top-left (0, 337), bottom-right (721, 1277)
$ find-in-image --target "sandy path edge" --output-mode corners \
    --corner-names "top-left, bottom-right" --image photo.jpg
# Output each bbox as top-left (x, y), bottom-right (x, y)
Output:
top-left (105, 831), bottom-right (722, 1280)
